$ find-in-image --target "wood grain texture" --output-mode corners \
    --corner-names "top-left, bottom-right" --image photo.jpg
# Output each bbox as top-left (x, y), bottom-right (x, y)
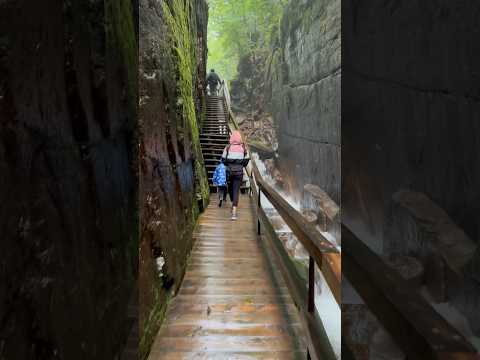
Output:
top-left (148, 195), bottom-right (306, 359)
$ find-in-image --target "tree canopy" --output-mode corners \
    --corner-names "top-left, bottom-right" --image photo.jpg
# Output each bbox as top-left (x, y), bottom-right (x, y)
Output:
top-left (207, 0), bottom-right (287, 81)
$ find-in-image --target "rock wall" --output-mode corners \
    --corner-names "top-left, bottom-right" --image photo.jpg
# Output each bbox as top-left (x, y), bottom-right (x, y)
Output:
top-left (0, 1), bottom-right (138, 359)
top-left (138, 0), bottom-right (209, 358)
top-left (343, 0), bottom-right (480, 252)
top-left (268, 0), bottom-right (341, 203)
top-left (342, 0), bottom-right (480, 340)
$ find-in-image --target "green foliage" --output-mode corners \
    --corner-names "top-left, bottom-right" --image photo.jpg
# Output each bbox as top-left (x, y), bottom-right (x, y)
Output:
top-left (207, 0), bottom-right (288, 81)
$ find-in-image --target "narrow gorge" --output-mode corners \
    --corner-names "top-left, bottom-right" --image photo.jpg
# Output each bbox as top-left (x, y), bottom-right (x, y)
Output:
top-left (342, 1), bottom-right (480, 357)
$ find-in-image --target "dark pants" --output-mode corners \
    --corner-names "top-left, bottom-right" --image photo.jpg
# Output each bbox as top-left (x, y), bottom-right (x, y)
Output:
top-left (209, 83), bottom-right (217, 95)
top-left (218, 186), bottom-right (227, 201)
top-left (228, 173), bottom-right (243, 207)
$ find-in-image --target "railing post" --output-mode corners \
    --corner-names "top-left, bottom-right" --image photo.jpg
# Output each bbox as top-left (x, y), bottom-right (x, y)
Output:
top-left (307, 255), bottom-right (316, 360)
top-left (308, 256), bottom-right (315, 313)
top-left (257, 187), bottom-right (261, 235)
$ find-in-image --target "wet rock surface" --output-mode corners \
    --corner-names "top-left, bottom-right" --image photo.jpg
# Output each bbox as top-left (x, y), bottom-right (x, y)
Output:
top-left (0, 1), bottom-right (138, 359)
top-left (138, 0), bottom-right (209, 357)
top-left (342, 0), bottom-right (480, 252)
top-left (268, 0), bottom-right (341, 203)
top-left (342, 0), bottom-right (480, 351)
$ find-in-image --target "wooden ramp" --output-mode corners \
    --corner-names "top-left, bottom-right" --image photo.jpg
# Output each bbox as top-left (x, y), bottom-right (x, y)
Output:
top-left (148, 195), bottom-right (306, 359)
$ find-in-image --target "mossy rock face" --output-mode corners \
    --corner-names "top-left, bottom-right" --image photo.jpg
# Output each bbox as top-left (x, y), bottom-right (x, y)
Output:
top-left (138, 0), bottom-right (209, 358)
top-left (162, 0), bottom-right (210, 207)
top-left (139, 284), bottom-right (171, 359)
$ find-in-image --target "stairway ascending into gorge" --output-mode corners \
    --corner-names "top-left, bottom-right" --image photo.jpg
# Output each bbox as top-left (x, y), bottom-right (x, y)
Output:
top-left (200, 95), bottom-right (229, 189)
top-left (146, 94), bottom-right (306, 358)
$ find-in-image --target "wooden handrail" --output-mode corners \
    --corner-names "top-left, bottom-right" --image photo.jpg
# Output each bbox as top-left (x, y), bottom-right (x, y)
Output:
top-left (221, 84), bottom-right (340, 360)
top-left (248, 161), bottom-right (337, 360)
top-left (221, 83), bottom-right (479, 360)
top-left (251, 163), bottom-right (341, 304)
top-left (343, 225), bottom-right (479, 360)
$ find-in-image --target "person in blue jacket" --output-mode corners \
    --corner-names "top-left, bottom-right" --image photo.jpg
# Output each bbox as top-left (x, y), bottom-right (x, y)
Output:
top-left (212, 162), bottom-right (228, 207)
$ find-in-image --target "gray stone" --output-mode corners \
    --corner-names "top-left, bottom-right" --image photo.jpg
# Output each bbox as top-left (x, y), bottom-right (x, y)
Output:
top-left (267, 0), bottom-right (341, 204)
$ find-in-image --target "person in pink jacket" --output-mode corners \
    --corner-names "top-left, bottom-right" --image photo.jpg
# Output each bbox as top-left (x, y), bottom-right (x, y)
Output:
top-left (221, 131), bottom-right (250, 220)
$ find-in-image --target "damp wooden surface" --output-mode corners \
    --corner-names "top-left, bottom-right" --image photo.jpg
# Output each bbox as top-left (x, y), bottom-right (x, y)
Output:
top-left (148, 195), bottom-right (306, 359)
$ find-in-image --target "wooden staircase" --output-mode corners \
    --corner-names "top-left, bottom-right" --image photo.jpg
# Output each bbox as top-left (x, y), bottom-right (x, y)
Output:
top-left (200, 95), bottom-right (229, 189)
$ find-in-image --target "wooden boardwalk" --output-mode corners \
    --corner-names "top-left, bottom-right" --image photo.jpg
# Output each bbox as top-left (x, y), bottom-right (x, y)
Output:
top-left (148, 195), bottom-right (305, 359)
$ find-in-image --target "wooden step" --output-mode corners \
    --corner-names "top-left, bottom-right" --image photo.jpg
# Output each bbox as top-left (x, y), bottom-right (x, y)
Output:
top-left (200, 140), bottom-right (228, 145)
top-left (200, 133), bottom-right (228, 137)
top-left (200, 134), bottom-right (229, 139)
top-left (152, 336), bottom-right (300, 353)
top-left (201, 153), bottom-right (223, 158)
top-left (200, 137), bottom-right (228, 142)
top-left (201, 145), bottom-right (227, 149)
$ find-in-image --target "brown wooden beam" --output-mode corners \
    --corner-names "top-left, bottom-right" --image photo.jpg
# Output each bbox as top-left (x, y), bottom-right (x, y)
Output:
top-left (251, 164), bottom-right (341, 305)
top-left (342, 224), bottom-right (478, 360)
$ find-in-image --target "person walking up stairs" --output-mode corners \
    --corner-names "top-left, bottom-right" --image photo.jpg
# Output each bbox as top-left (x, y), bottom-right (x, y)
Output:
top-left (221, 131), bottom-right (250, 220)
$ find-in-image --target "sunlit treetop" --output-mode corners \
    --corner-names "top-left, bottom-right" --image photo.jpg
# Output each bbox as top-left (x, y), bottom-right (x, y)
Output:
top-left (207, 0), bottom-right (288, 82)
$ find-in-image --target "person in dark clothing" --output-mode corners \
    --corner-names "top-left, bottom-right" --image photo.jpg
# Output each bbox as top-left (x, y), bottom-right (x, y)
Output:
top-left (206, 69), bottom-right (221, 95)
top-left (221, 131), bottom-right (250, 220)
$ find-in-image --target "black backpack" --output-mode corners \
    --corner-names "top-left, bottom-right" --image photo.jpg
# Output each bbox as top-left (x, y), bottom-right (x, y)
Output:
top-left (225, 144), bottom-right (249, 176)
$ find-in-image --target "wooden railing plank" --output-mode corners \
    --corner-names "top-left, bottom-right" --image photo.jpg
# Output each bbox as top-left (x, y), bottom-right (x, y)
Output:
top-left (343, 224), bottom-right (478, 360)
top-left (224, 84), bottom-right (340, 358)
top-left (257, 199), bottom-right (337, 360)
top-left (223, 80), bottom-right (479, 360)
top-left (252, 164), bottom-right (341, 305)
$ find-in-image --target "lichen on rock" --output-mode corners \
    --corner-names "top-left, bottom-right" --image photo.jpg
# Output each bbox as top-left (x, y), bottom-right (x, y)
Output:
top-left (138, 0), bottom-right (209, 358)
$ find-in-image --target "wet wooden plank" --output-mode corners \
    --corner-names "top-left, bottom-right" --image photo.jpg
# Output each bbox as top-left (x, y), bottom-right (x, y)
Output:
top-left (149, 351), bottom-right (306, 360)
top-left (152, 336), bottom-right (298, 352)
top-left (164, 304), bottom-right (298, 326)
top-left (184, 270), bottom-right (283, 279)
top-left (166, 303), bottom-right (298, 317)
top-left (178, 285), bottom-right (289, 296)
top-left (158, 323), bottom-right (302, 338)
top-left (148, 194), bottom-right (304, 359)
top-left (174, 294), bottom-right (296, 305)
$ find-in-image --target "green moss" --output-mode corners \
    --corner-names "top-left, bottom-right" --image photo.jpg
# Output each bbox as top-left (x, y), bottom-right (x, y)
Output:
top-left (163, 0), bottom-right (209, 206)
top-left (140, 3), bottom-right (210, 357)
top-left (293, 258), bottom-right (308, 282)
top-left (140, 286), bottom-right (171, 360)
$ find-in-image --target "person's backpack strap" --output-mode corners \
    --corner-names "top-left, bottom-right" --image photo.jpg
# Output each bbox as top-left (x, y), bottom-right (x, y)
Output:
top-left (226, 144), bottom-right (247, 159)
top-left (226, 144), bottom-right (231, 159)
